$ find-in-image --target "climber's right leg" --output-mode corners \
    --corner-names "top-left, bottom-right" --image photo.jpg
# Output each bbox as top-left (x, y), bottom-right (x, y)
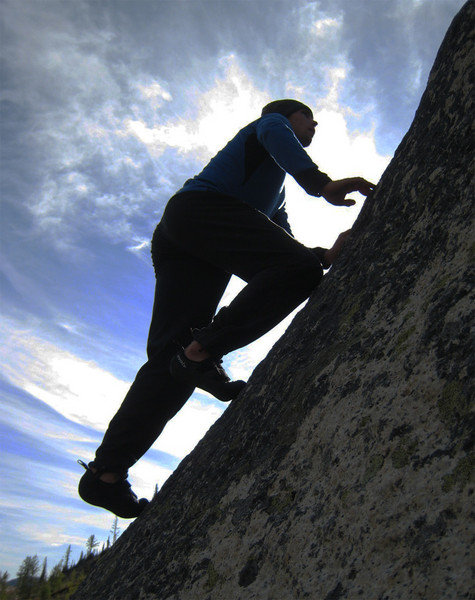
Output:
top-left (162, 191), bottom-right (324, 360)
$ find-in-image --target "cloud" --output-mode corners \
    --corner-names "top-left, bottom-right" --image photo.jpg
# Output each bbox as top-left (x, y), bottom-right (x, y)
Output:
top-left (1, 0), bottom-right (172, 255)
top-left (0, 449), bottom-right (174, 574)
top-left (313, 16), bottom-right (343, 38)
top-left (0, 471), bottom-right (114, 573)
top-left (0, 320), bottom-right (226, 461)
top-left (323, 0), bottom-right (466, 152)
top-left (4, 49), bottom-right (270, 256)
top-left (0, 326), bottom-right (131, 429)
top-left (122, 55), bottom-right (269, 161)
top-left (2, 0), bottom-right (452, 261)
top-left (137, 82), bottom-right (173, 107)
top-left (312, 108), bottom-right (389, 180)
top-left (153, 397), bottom-right (225, 458)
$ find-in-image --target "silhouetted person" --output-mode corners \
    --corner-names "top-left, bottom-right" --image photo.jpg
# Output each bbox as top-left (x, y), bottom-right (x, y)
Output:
top-left (78, 99), bottom-right (375, 517)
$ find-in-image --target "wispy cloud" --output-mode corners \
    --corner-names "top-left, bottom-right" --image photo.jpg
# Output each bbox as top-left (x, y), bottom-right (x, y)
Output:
top-left (122, 55), bottom-right (269, 161)
top-left (313, 15), bottom-right (343, 38)
top-left (153, 396), bottom-right (226, 458)
top-left (0, 320), bottom-right (227, 461)
top-left (1, 329), bottom-right (130, 430)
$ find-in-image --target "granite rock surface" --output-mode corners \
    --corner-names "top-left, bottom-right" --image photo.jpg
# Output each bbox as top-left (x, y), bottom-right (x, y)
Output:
top-left (73, 2), bottom-right (474, 598)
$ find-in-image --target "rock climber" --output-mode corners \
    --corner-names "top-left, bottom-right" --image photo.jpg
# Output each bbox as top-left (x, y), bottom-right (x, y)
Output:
top-left (78, 99), bottom-right (375, 518)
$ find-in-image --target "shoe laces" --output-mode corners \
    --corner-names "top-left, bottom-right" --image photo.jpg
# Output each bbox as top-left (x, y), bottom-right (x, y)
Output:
top-left (211, 358), bottom-right (230, 382)
top-left (78, 459), bottom-right (128, 481)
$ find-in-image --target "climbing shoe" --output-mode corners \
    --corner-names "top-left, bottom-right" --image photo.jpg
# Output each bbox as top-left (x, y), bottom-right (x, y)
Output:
top-left (77, 460), bottom-right (149, 519)
top-left (169, 349), bottom-right (246, 402)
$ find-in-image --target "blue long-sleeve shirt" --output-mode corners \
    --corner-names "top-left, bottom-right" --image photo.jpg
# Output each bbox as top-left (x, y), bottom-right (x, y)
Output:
top-left (176, 113), bottom-right (331, 233)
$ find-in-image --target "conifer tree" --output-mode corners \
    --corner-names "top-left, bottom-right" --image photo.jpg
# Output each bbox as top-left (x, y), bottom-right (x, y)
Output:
top-left (110, 515), bottom-right (121, 544)
top-left (39, 578), bottom-right (51, 600)
top-left (16, 555), bottom-right (39, 599)
top-left (85, 534), bottom-right (99, 556)
top-left (0, 571), bottom-right (9, 600)
top-left (37, 557), bottom-right (50, 600)
top-left (48, 561), bottom-right (64, 595)
top-left (63, 545), bottom-right (72, 571)
top-left (39, 557), bottom-right (47, 582)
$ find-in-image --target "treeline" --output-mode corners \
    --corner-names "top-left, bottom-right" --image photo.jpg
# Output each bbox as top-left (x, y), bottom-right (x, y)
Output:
top-left (1, 516), bottom-right (122, 600)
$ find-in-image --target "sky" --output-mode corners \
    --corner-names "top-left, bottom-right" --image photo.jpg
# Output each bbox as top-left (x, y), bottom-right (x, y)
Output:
top-left (0, 0), bottom-right (465, 580)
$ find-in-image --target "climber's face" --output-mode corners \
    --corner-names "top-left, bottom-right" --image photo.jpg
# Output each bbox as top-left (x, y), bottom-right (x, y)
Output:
top-left (288, 108), bottom-right (318, 147)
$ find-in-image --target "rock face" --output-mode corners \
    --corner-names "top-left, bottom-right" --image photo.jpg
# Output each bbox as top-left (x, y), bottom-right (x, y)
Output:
top-left (73, 3), bottom-right (474, 599)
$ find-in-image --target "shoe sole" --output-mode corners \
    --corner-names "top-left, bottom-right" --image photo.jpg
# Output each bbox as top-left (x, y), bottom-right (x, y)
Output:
top-left (78, 472), bottom-right (149, 519)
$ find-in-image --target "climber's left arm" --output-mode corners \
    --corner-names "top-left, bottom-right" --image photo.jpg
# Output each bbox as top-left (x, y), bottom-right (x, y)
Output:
top-left (314, 229), bottom-right (352, 269)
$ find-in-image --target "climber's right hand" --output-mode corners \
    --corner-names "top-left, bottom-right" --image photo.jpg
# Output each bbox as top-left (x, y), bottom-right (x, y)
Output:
top-left (321, 177), bottom-right (375, 207)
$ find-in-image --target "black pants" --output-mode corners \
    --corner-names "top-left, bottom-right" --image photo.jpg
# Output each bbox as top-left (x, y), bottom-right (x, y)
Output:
top-left (94, 191), bottom-right (323, 473)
